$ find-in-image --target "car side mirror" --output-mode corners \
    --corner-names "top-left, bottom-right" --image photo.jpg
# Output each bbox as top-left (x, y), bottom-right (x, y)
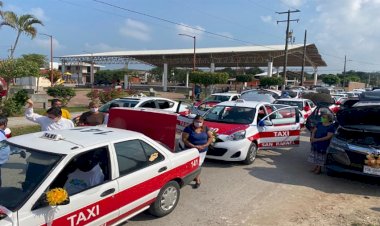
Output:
top-left (259, 120), bottom-right (273, 127)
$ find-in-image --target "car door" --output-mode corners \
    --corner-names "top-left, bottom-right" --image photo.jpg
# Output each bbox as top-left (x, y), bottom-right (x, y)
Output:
top-left (17, 146), bottom-right (119, 226)
top-left (257, 105), bottom-right (301, 149)
top-left (108, 139), bottom-right (170, 224)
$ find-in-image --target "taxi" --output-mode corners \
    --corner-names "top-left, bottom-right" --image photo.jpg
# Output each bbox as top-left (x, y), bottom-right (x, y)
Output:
top-left (178, 99), bottom-right (301, 164)
top-left (0, 127), bottom-right (200, 226)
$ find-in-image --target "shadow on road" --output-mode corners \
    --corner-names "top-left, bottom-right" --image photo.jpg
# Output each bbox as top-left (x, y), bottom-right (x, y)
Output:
top-left (244, 138), bottom-right (380, 197)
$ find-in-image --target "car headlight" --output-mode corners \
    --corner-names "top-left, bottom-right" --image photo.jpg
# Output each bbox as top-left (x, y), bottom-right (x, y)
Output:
top-left (227, 130), bottom-right (246, 141)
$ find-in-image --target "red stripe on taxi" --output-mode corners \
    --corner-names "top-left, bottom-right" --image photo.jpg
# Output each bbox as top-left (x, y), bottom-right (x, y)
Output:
top-left (42, 157), bottom-right (199, 226)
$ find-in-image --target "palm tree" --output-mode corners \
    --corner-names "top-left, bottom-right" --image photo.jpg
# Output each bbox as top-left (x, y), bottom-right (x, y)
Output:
top-left (1, 12), bottom-right (43, 58)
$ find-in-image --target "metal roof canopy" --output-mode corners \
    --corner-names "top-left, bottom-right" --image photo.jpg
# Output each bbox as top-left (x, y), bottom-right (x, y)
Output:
top-left (57, 44), bottom-right (327, 68)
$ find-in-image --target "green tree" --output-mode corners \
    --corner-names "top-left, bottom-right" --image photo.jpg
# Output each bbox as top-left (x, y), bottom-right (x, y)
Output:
top-left (1, 12), bottom-right (43, 58)
top-left (149, 67), bottom-right (163, 82)
top-left (259, 77), bottom-right (283, 88)
top-left (21, 53), bottom-right (47, 68)
top-left (46, 85), bottom-right (76, 106)
top-left (322, 74), bottom-right (340, 86)
top-left (236, 74), bottom-right (253, 83)
top-left (245, 67), bottom-right (263, 75)
top-left (190, 71), bottom-right (228, 96)
top-left (0, 58), bottom-right (40, 97)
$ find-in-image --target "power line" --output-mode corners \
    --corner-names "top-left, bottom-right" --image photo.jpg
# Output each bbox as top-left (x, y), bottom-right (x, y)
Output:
top-left (92, 0), bottom-right (256, 46)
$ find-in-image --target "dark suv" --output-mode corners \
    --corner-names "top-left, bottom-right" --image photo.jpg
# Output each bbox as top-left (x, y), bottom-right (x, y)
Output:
top-left (325, 103), bottom-right (380, 177)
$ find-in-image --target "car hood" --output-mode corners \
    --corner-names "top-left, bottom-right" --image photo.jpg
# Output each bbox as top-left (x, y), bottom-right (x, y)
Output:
top-left (204, 121), bottom-right (249, 135)
top-left (337, 106), bottom-right (380, 130)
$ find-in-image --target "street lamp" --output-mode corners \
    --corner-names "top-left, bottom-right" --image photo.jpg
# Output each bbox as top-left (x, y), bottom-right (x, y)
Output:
top-left (178, 34), bottom-right (196, 71)
top-left (178, 33), bottom-right (196, 99)
top-left (40, 33), bottom-right (53, 86)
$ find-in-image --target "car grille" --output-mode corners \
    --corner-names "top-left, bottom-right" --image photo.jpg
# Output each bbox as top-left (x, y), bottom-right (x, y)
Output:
top-left (207, 146), bottom-right (228, 156)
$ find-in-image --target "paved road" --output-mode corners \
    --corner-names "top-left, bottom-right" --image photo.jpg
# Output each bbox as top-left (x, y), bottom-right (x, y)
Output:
top-left (125, 132), bottom-right (380, 226)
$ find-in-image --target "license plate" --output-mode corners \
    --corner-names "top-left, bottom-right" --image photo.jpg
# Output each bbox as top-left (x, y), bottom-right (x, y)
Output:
top-left (363, 165), bottom-right (380, 176)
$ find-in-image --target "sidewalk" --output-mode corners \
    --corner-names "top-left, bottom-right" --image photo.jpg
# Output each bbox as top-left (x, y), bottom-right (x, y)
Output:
top-left (8, 112), bottom-right (82, 128)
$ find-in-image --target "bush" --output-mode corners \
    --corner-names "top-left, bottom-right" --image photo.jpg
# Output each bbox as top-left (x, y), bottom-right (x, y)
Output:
top-left (0, 90), bottom-right (30, 117)
top-left (87, 88), bottom-right (129, 104)
top-left (259, 77), bottom-right (284, 87)
top-left (46, 85), bottom-right (76, 106)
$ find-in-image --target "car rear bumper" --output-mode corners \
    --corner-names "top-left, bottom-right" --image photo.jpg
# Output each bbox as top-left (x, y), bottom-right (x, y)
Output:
top-left (182, 167), bottom-right (201, 186)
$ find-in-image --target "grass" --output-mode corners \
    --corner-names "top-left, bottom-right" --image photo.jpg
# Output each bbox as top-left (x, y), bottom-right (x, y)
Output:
top-left (11, 125), bottom-right (41, 136)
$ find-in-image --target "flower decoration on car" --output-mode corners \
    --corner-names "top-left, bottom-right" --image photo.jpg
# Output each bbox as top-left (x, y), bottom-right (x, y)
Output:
top-left (46, 188), bottom-right (68, 206)
top-left (210, 128), bottom-right (218, 143)
top-left (365, 154), bottom-right (380, 168)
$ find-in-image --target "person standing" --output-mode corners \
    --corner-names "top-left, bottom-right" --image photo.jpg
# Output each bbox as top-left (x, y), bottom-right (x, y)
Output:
top-left (182, 115), bottom-right (213, 188)
top-left (308, 113), bottom-right (336, 174)
top-left (25, 99), bottom-right (74, 131)
top-left (0, 116), bottom-right (10, 186)
top-left (51, 99), bottom-right (71, 119)
top-left (78, 101), bottom-right (105, 126)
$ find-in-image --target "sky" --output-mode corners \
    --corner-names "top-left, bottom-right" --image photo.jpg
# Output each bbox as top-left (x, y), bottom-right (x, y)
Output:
top-left (1, 0), bottom-right (380, 74)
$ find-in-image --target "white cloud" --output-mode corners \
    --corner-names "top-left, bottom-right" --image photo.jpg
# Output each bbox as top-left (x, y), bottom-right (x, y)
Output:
top-left (30, 7), bottom-right (48, 21)
top-left (260, 15), bottom-right (273, 23)
top-left (35, 37), bottom-right (63, 50)
top-left (281, 0), bottom-right (304, 8)
top-left (176, 23), bottom-right (205, 40)
top-left (119, 19), bottom-right (151, 41)
top-left (84, 43), bottom-right (124, 52)
top-left (309, 0), bottom-right (380, 71)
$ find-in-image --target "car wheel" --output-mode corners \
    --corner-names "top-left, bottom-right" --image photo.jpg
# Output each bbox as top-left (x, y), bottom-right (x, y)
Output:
top-left (149, 181), bottom-right (180, 217)
top-left (326, 167), bottom-right (339, 177)
top-left (243, 142), bottom-right (258, 165)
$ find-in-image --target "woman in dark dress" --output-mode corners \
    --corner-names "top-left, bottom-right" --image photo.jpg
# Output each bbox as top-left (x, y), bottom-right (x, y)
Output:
top-left (308, 113), bottom-right (336, 174)
top-left (182, 115), bottom-right (213, 188)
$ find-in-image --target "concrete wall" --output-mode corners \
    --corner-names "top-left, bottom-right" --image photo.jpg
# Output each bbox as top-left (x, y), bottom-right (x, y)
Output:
top-left (346, 82), bottom-right (365, 91)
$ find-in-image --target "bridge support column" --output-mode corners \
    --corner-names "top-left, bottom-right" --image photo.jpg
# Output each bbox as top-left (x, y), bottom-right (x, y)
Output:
top-left (163, 63), bottom-right (168, 91)
top-left (267, 61), bottom-right (273, 77)
top-left (313, 67), bottom-right (318, 86)
top-left (210, 62), bottom-right (215, 73)
top-left (186, 71), bottom-right (189, 87)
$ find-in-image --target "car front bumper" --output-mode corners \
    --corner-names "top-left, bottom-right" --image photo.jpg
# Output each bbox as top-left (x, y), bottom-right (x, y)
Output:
top-left (206, 139), bottom-right (252, 162)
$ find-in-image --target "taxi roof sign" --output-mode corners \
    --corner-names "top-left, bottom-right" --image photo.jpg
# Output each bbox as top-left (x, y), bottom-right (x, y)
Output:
top-left (41, 132), bottom-right (63, 141)
top-left (235, 99), bottom-right (245, 103)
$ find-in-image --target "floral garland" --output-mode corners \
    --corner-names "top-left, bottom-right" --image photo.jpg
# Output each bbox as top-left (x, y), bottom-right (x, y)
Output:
top-left (365, 154), bottom-right (380, 168)
top-left (46, 188), bottom-right (68, 206)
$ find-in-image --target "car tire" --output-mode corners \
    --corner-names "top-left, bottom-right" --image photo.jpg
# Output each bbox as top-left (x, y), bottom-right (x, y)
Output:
top-left (149, 181), bottom-right (180, 217)
top-left (243, 142), bottom-right (258, 165)
top-left (326, 167), bottom-right (339, 177)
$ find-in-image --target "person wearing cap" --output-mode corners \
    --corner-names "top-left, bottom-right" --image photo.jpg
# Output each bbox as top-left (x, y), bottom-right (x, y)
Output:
top-left (25, 99), bottom-right (74, 131)
top-left (51, 99), bottom-right (71, 120)
top-left (78, 101), bottom-right (105, 126)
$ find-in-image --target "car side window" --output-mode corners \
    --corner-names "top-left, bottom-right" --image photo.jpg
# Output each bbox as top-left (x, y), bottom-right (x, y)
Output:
top-left (140, 141), bottom-right (165, 165)
top-left (141, 100), bottom-right (157, 108)
top-left (308, 101), bottom-right (315, 108)
top-left (157, 100), bottom-right (172, 109)
top-left (257, 106), bottom-right (267, 123)
top-left (231, 95), bottom-right (239, 101)
top-left (114, 140), bottom-right (147, 176)
top-left (49, 147), bottom-right (110, 196)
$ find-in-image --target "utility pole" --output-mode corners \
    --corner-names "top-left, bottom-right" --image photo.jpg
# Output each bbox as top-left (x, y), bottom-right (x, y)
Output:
top-left (277, 9), bottom-right (300, 90)
top-left (343, 55), bottom-right (347, 77)
top-left (300, 30), bottom-right (307, 86)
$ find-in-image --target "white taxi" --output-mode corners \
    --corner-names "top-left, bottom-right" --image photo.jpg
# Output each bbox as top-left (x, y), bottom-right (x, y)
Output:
top-left (178, 99), bottom-right (301, 164)
top-left (0, 127), bottom-right (200, 226)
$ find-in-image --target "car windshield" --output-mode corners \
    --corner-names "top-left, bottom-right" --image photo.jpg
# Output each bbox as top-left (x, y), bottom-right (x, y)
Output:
top-left (0, 141), bottom-right (63, 211)
top-left (99, 99), bottom-right (139, 112)
top-left (274, 100), bottom-right (303, 110)
top-left (204, 95), bottom-right (230, 102)
top-left (204, 106), bottom-right (256, 124)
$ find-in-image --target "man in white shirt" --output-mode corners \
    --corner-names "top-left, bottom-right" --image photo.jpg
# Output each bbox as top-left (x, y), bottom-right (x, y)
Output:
top-left (25, 99), bottom-right (74, 131)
